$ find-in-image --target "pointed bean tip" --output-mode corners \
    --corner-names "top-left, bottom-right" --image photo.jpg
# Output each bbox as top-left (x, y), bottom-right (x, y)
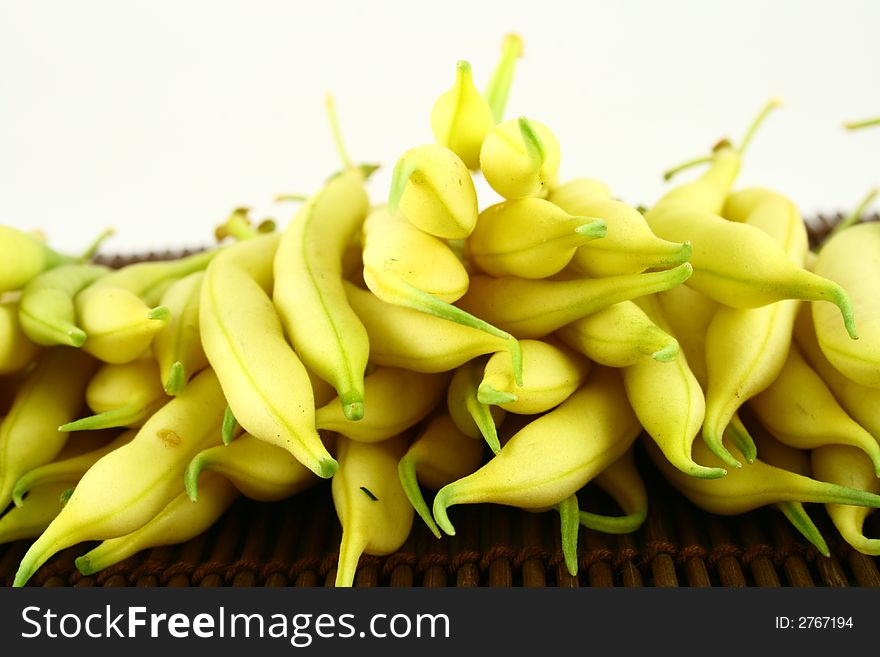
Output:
top-left (11, 487), bottom-right (25, 508)
top-left (164, 361), bottom-right (186, 397)
top-left (74, 555), bottom-right (95, 576)
top-left (147, 305), bottom-right (171, 322)
top-left (184, 458), bottom-right (202, 502)
top-left (68, 327), bottom-right (87, 347)
top-left (651, 340), bottom-right (679, 362)
top-left (340, 393), bottom-right (365, 422)
top-left (477, 382), bottom-right (517, 406)
top-left (432, 489), bottom-right (457, 536)
top-left (574, 218), bottom-right (607, 239)
top-left (318, 457), bottom-right (339, 479)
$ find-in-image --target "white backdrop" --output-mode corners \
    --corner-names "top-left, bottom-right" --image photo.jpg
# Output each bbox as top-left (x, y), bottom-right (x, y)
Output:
top-left (1, 0), bottom-right (879, 255)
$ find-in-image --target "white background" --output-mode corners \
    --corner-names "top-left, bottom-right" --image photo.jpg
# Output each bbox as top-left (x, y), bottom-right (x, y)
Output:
top-left (1, 0), bottom-right (879, 256)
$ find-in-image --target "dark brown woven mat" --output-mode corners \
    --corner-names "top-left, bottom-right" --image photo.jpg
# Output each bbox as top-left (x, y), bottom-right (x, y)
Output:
top-left (3, 442), bottom-right (878, 587)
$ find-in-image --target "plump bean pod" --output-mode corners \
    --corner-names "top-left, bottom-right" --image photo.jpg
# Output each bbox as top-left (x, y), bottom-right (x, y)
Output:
top-left (432, 365), bottom-right (642, 535)
top-left (59, 357), bottom-right (168, 432)
top-left (332, 434), bottom-right (414, 588)
top-left (445, 357), bottom-right (505, 454)
top-left (624, 295), bottom-right (726, 478)
top-left (429, 60), bottom-right (495, 170)
top-left (793, 304), bottom-right (880, 440)
top-left (701, 189), bottom-right (807, 467)
top-left (12, 428), bottom-right (136, 508)
top-left (748, 416), bottom-right (830, 557)
top-left (701, 300), bottom-right (802, 469)
top-left (398, 413), bottom-right (486, 538)
top-left (480, 117), bottom-right (560, 200)
top-left (152, 270), bottom-right (209, 396)
top-left (363, 213), bottom-right (470, 303)
top-left (184, 431), bottom-right (323, 503)
top-left (0, 480), bottom-right (75, 545)
top-left (0, 347), bottom-right (98, 511)
top-left (748, 343), bottom-right (880, 475)
top-left (477, 337), bottom-right (590, 415)
top-left (653, 283), bottom-right (718, 385)
top-left (13, 366), bottom-right (227, 587)
top-left (556, 300), bottom-right (679, 367)
top-left (810, 221), bottom-right (880, 387)
top-left (361, 215), bottom-right (530, 374)
top-left (75, 249), bottom-right (219, 364)
top-left (201, 233), bottom-right (336, 479)
top-left (314, 367), bottom-right (450, 443)
top-left (388, 143), bottom-right (478, 239)
top-left (811, 445), bottom-right (880, 556)
top-left (722, 187), bottom-right (810, 246)
top-left (651, 285), bottom-right (758, 466)
top-left (644, 203), bottom-right (858, 339)
top-left (273, 168), bottom-right (371, 421)
top-left (0, 297), bottom-right (41, 376)
top-left (645, 435), bottom-right (880, 516)
top-left (75, 472), bottom-right (240, 576)
top-left (466, 197), bottom-right (606, 278)
top-left (18, 262), bottom-right (110, 347)
top-left (548, 182), bottom-right (692, 277)
top-left (456, 262), bottom-right (693, 339)
top-left (577, 445), bottom-right (648, 535)
top-left (0, 225), bottom-right (77, 294)
top-left (344, 280), bottom-right (522, 384)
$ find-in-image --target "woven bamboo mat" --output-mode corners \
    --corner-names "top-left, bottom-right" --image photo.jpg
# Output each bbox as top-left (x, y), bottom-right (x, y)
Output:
top-left (2, 212), bottom-right (879, 588)
top-left (3, 441), bottom-right (879, 588)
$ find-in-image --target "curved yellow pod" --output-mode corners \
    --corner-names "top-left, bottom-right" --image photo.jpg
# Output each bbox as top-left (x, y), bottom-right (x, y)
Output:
top-left (433, 365), bottom-right (642, 534)
top-left (0, 225), bottom-right (75, 294)
top-left (344, 280), bottom-right (522, 384)
top-left (0, 347), bottom-right (98, 512)
top-left (185, 432), bottom-right (321, 503)
top-left (466, 197), bottom-right (606, 279)
top-left (274, 168), bottom-right (372, 421)
top-left (429, 60), bottom-right (495, 170)
top-left (18, 263), bottom-right (110, 348)
top-left (479, 117), bottom-right (560, 200)
top-left (332, 434), bottom-right (413, 587)
top-left (398, 413), bottom-right (485, 538)
top-left (75, 249), bottom-right (218, 364)
top-left (0, 297), bottom-right (41, 376)
top-left (478, 338), bottom-right (590, 415)
top-left (748, 343), bottom-right (880, 476)
top-left (363, 218), bottom-right (470, 304)
top-left (646, 436), bottom-right (880, 516)
top-left (811, 221), bottom-right (880, 388)
top-left (201, 233), bottom-right (336, 479)
top-left (388, 143), bottom-right (478, 239)
top-left (456, 262), bottom-right (692, 339)
top-left (812, 445), bottom-right (880, 556)
top-left (13, 366), bottom-right (227, 587)
top-left (75, 472), bottom-right (240, 576)
top-left (549, 181), bottom-right (691, 278)
top-left (0, 480), bottom-right (76, 545)
top-left (152, 270), bottom-right (209, 396)
top-left (315, 367), bottom-right (450, 443)
top-left (445, 357), bottom-right (505, 454)
top-left (556, 300), bottom-right (679, 368)
top-left (61, 357), bottom-right (167, 432)
top-left (644, 202), bottom-right (857, 340)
